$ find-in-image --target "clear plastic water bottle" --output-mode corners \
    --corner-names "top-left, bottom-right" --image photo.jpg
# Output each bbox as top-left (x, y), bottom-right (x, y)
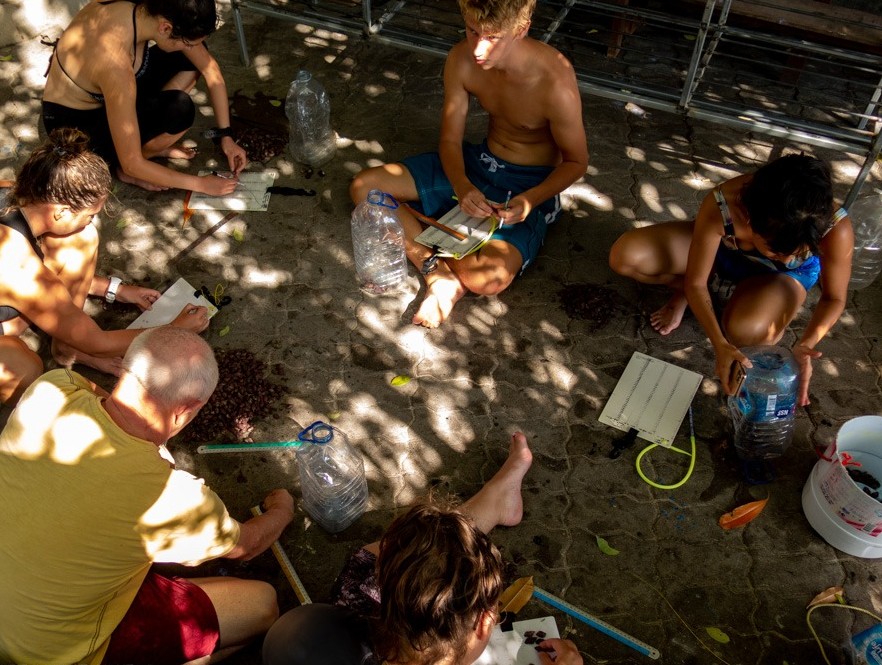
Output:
top-left (728, 345), bottom-right (799, 460)
top-left (296, 421), bottom-right (368, 534)
top-left (351, 190), bottom-right (407, 294)
top-left (847, 195), bottom-right (882, 290)
top-left (285, 70), bottom-right (336, 167)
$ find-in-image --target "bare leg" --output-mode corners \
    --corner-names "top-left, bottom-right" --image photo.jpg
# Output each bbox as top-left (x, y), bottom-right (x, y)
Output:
top-left (350, 165), bottom-right (468, 328)
top-left (115, 167), bottom-right (169, 192)
top-left (609, 221), bottom-right (694, 335)
top-left (186, 577), bottom-right (279, 664)
top-left (0, 336), bottom-right (43, 404)
top-left (722, 274), bottom-right (806, 346)
top-left (363, 432), bottom-right (532, 556)
top-left (460, 432), bottom-right (533, 534)
top-left (141, 129), bottom-right (191, 160)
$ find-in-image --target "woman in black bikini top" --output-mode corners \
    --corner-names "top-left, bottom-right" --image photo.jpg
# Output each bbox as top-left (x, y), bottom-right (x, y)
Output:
top-left (0, 128), bottom-right (210, 404)
top-left (42, 0), bottom-right (247, 195)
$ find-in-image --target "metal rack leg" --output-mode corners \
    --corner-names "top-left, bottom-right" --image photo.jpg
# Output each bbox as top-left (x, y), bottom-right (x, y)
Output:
top-left (232, 1), bottom-right (251, 67)
top-left (845, 129), bottom-right (882, 208)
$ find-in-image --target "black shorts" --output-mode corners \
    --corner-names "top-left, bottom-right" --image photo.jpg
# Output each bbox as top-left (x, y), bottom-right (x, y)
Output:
top-left (42, 47), bottom-right (198, 168)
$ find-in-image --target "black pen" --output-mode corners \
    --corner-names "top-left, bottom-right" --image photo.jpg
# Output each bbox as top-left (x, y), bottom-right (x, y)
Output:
top-left (211, 170), bottom-right (236, 180)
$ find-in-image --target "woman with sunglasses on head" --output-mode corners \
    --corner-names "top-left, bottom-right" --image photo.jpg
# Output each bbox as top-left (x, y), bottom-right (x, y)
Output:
top-left (0, 129), bottom-right (209, 404)
top-left (609, 154), bottom-right (854, 407)
top-left (42, 0), bottom-right (247, 194)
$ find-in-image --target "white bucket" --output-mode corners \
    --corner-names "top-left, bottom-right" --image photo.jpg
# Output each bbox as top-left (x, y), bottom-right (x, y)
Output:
top-left (802, 416), bottom-right (882, 558)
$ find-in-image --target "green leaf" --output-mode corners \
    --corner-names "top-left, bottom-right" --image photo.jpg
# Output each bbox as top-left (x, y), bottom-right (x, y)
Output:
top-left (115, 217), bottom-right (128, 229)
top-left (219, 325), bottom-right (231, 337)
top-left (231, 228), bottom-right (245, 242)
top-left (0, 54), bottom-right (13, 61)
top-left (327, 410), bottom-right (341, 421)
top-left (705, 627), bottom-right (730, 644)
top-left (391, 375), bottom-right (411, 386)
top-left (269, 99), bottom-right (282, 107)
top-left (684, 34), bottom-right (696, 41)
top-left (596, 536), bottom-right (619, 556)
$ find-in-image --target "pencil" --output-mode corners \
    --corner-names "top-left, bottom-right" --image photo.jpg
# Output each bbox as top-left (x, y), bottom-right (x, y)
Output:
top-left (402, 204), bottom-right (468, 241)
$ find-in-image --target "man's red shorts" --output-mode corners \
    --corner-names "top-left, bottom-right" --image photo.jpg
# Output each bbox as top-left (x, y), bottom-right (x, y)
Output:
top-left (102, 570), bottom-right (220, 665)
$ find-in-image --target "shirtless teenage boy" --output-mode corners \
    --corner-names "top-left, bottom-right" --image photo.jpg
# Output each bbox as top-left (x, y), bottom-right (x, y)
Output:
top-left (350, 0), bottom-right (588, 327)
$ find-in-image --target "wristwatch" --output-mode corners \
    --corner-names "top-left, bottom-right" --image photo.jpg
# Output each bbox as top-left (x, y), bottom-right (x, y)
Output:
top-left (203, 126), bottom-right (234, 142)
top-left (105, 276), bottom-right (123, 304)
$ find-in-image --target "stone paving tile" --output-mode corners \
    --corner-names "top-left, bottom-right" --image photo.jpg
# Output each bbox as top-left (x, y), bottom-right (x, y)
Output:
top-left (3, 4), bottom-right (882, 665)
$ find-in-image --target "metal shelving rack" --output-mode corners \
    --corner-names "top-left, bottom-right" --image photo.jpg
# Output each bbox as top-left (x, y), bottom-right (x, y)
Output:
top-left (231, 0), bottom-right (882, 204)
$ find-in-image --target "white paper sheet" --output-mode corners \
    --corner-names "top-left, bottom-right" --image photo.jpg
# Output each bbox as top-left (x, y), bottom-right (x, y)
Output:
top-left (475, 616), bottom-right (560, 665)
top-left (127, 278), bottom-right (218, 329)
top-left (188, 171), bottom-right (277, 211)
top-left (599, 352), bottom-right (702, 446)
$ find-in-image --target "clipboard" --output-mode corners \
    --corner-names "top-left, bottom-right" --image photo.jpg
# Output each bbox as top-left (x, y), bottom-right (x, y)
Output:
top-left (599, 352), bottom-right (702, 447)
top-left (414, 205), bottom-right (498, 259)
top-left (127, 278), bottom-right (218, 329)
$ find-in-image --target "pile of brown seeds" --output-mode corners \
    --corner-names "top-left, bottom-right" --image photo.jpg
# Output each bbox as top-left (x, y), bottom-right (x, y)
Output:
top-left (233, 127), bottom-right (287, 164)
top-left (558, 283), bottom-right (622, 330)
top-left (184, 348), bottom-right (287, 442)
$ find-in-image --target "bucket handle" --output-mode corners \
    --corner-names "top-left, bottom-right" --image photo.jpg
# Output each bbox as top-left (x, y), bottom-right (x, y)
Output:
top-left (815, 439), bottom-right (862, 468)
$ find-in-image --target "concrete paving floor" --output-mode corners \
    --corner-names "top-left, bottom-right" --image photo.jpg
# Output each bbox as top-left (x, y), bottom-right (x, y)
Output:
top-left (2, 3), bottom-right (882, 664)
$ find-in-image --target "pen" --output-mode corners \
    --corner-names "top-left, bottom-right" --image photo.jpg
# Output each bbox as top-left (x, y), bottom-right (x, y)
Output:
top-left (402, 203), bottom-right (468, 241)
top-left (499, 190), bottom-right (511, 229)
top-left (211, 170), bottom-right (235, 180)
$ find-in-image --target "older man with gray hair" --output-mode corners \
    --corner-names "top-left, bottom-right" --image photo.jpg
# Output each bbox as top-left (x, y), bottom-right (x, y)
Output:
top-left (0, 326), bottom-right (294, 665)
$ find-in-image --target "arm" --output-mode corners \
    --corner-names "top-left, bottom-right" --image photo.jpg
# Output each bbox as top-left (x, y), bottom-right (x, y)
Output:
top-left (0, 239), bottom-right (208, 356)
top-left (225, 489), bottom-right (295, 561)
top-left (537, 639), bottom-right (584, 665)
top-left (684, 188), bottom-right (750, 393)
top-left (89, 275), bottom-right (160, 311)
top-left (96, 54), bottom-right (237, 195)
top-left (184, 44), bottom-right (248, 176)
top-left (438, 43), bottom-right (486, 216)
top-left (497, 65), bottom-right (589, 224)
top-left (793, 214), bottom-right (854, 406)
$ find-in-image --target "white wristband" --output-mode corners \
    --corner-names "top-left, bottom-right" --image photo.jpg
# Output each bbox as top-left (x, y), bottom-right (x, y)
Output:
top-left (105, 276), bottom-right (123, 304)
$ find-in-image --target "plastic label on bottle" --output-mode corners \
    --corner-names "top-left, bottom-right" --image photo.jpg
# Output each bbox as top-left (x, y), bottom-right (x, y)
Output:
top-left (850, 623), bottom-right (882, 665)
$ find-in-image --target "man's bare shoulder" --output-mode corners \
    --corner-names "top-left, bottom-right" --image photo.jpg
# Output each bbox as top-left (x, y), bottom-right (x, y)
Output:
top-left (523, 37), bottom-right (578, 79)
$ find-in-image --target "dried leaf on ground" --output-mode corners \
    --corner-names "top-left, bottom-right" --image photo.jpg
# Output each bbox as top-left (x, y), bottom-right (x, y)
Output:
top-left (807, 586), bottom-right (845, 608)
top-left (718, 498), bottom-right (768, 530)
top-left (391, 375), bottom-right (411, 386)
top-left (498, 577), bottom-right (534, 614)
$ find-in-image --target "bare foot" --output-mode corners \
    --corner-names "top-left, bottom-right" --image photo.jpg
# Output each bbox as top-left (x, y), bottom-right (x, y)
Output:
top-left (116, 168), bottom-right (168, 192)
top-left (52, 340), bottom-right (124, 376)
top-left (462, 432), bottom-right (533, 533)
top-left (413, 275), bottom-right (466, 328)
top-left (649, 292), bottom-right (688, 335)
top-left (155, 145), bottom-right (198, 160)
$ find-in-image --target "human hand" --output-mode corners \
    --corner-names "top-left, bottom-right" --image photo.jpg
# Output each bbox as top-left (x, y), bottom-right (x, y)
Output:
top-left (715, 342), bottom-right (751, 395)
top-left (116, 284), bottom-right (161, 311)
top-left (198, 173), bottom-right (240, 196)
top-left (536, 638), bottom-right (584, 665)
top-left (170, 304), bottom-right (210, 333)
top-left (492, 194), bottom-right (531, 224)
top-left (263, 489), bottom-right (295, 520)
top-left (793, 343), bottom-right (821, 406)
top-left (221, 136), bottom-right (248, 176)
top-left (457, 185), bottom-right (495, 218)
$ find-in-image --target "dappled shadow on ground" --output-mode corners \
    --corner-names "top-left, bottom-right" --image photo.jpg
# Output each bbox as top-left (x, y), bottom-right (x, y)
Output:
top-left (1, 6), bottom-right (881, 664)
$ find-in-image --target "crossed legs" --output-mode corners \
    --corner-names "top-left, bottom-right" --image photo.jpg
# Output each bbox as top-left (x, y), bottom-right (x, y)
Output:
top-left (350, 165), bottom-right (522, 327)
